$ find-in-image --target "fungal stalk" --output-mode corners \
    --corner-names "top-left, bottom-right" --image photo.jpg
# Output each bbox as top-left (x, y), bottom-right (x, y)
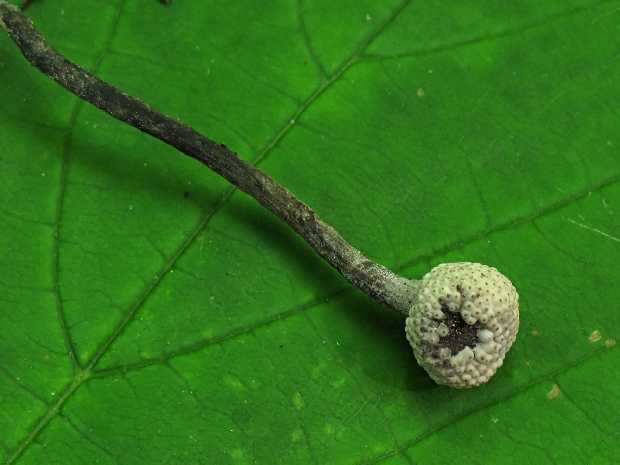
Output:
top-left (0, 2), bottom-right (519, 388)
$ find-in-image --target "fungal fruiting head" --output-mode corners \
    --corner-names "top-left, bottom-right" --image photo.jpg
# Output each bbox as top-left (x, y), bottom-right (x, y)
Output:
top-left (406, 262), bottom-right (519, 388)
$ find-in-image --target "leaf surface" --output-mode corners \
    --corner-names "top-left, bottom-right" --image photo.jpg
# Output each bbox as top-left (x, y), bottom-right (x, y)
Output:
top-left (1, 0), bottom-right (619, 463)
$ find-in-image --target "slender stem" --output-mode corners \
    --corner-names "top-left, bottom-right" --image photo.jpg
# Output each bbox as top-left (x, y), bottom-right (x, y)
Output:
top-left (0, 1), bottom-right (418, 315)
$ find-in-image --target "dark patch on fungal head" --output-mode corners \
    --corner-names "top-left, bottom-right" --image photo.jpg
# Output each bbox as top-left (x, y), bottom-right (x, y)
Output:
top-left (422, 304), bottom-right (481, 361)
top-left (438, 307), bottom-right (480, 354)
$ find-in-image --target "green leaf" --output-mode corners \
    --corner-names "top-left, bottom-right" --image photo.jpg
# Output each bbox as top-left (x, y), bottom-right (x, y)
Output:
top-left (1, 0), bottom-right (619, 462)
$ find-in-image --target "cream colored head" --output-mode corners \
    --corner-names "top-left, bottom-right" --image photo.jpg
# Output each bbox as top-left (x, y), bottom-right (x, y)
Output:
top-left (406, 262), bottom-right (519, 388)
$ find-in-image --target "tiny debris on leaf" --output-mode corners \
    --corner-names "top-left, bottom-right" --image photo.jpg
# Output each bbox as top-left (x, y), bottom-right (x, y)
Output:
top-left (589, 330), bottom-right (602, 342)
top-left (547, 384), bottom-right (561, 400)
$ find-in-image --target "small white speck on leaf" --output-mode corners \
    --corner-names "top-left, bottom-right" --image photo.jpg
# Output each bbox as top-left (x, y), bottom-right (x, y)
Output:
top-left (366, 14), bottom-right (371, 20)
top-left (589, 330), bottom-right (602, 342)
top-left (491, 417), bottom-right (498, 424)
top-left (606, 338), bottom-right (616, 347)
top-left (128, 205), bottom-right (133, 210)
top-left (547, 384), bottom-right (561, 400)
top-left (417, 88), bottom-right (425, 97)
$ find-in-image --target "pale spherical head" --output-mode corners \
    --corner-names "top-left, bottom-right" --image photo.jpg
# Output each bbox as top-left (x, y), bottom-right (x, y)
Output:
top-left (405, 262), bottom-right (519, 388)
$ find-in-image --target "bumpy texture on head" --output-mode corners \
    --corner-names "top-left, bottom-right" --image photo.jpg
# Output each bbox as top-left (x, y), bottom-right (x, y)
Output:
top-left (406, 262), bottom-right (519, 388)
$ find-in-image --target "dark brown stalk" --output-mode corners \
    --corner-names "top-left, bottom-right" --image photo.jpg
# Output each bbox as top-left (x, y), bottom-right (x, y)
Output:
top-left (0, 1), bottom-right (417, 315)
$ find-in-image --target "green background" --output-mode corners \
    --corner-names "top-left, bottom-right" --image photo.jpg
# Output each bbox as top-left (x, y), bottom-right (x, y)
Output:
top-left (1, 0), bottom-right (619, 463)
